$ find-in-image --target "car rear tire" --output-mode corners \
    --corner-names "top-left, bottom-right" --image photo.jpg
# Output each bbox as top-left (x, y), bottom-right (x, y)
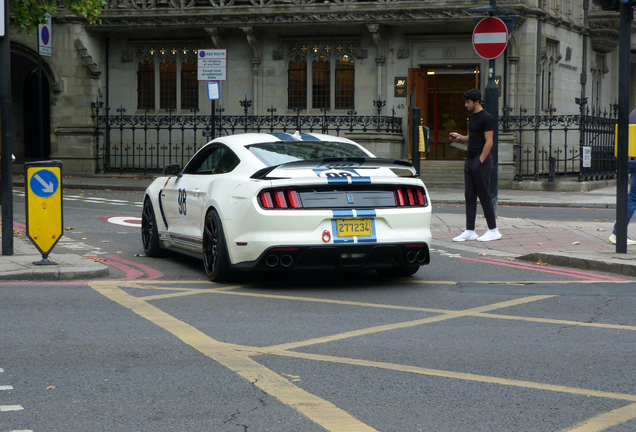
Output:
top-left (202, 209), bottom-right (232, 282)
top-left (376, 266), bottom-right (420, 277)
top-left (141, 198), bottom-right (162, 257)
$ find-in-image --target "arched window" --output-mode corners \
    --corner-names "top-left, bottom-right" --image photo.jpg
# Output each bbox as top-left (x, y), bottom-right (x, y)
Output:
top-left (288, 57), bottom-right (307, 110)
top-left (286, 41), bottom-right (357, 112)
top-left (135, 45), bottom-right (199, 112)
top-left (335, 55), bottom-right (354, 110)
top-left (160, 57), bottom-right (177, 110)
top-left (312, 56), bottom-right (330, 110)
top-left (181, 57), bottom-right (198, 110)
top-left (137, 57), bottom-right (155, 110)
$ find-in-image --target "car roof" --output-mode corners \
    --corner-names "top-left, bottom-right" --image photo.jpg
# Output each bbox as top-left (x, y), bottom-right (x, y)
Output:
top-left (209, 132), bottom-right (371, 153)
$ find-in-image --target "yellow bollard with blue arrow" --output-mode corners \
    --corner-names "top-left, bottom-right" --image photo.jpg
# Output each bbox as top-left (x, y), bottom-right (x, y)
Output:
top-left (24, 161), bottom-right (63, 265)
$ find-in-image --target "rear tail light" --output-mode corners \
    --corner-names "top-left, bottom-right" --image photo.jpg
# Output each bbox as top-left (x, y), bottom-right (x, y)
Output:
top-left (259, 189), bottom-right (302, 209)
top-left (394, 186), bottom-right (427, 207)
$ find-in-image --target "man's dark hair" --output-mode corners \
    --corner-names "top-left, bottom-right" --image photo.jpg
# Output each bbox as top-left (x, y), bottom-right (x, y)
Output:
top-left (463, 88), bottom-right (482, 103)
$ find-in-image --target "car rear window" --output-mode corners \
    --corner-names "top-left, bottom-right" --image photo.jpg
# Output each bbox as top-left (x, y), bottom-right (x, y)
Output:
top-left (247, 141), bottom-right (368, 166)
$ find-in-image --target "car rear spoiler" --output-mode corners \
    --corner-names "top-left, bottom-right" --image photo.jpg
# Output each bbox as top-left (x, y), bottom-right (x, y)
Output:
top-left (250, 157), bottom-right (417, 179)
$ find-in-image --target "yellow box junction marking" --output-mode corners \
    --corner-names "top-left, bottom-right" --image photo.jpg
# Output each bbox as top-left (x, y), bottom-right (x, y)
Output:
top-left (89, 280), bottom-right (636, 432)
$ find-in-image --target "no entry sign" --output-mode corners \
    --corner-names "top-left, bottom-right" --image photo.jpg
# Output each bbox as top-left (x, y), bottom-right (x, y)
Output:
top-left (472, 17), bottom-right (508, 60)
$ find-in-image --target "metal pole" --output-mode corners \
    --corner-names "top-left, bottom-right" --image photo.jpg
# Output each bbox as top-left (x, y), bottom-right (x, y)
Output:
top-left (411, 107), bottom-right (421, 176)
top-left (0, 0), bottom-right (13, 255)
top-left (212, 99), bottom-right (216, 139)
top-left (38, 52), bottom-right (43, 159)
top-left (486, 58), bottom-right (499, 217)
top-left (486, 0), bottom-right (499, 217)
top-left (615, 2), bottom-right (632, 254)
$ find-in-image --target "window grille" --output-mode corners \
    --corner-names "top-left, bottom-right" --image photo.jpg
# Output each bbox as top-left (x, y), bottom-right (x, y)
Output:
top-left (286, 40), bottom-right (357, 111)
top-left (160, 58), bottom-right (177, 110)
top-left (137, 58), bottom-right (155, 110)
top-left (288, 57), bottom-right (307, 109)
top-left (134, 44), bottom-right (198, 112)
top-left (335, 56), bottom-right (354, 110)
top-left (181, 57), bottom-right (198, 110)
top-left (312, 57), bottom-right (330, 110)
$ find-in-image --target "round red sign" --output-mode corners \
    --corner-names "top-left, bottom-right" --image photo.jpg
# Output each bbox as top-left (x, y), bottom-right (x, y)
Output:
top-left (472, 17), bottom-right (508, 60)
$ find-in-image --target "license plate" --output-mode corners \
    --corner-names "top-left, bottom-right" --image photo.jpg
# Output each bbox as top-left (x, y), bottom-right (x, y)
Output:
top-left (335, 218), bottom-right (372, 237)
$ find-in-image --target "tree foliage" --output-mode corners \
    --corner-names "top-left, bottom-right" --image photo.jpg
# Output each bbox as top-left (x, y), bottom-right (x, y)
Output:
top-left (9, 0), bottom-right (107, 34)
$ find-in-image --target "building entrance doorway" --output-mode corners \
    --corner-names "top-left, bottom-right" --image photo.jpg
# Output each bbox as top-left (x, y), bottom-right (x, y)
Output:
top-left (23, 67), bottom-right (51, 160)
top-left (409, 65), bottom-right (480, 160)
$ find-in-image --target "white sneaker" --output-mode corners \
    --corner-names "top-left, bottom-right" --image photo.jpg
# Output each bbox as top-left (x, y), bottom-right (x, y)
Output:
top-left (477, 228), bottom-right (502, 242)
top-left (453, 230), bottom-right (478, 242)
top-left (609, 234), bottom-right (636, 245)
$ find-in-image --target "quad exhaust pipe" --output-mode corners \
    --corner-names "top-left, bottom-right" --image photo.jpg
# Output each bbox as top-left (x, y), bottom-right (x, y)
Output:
top-left (405, 249), bottom-right (428, 265)
top-left (265, 254), bottom-right (279, 268)
top-left (416, 250), bottom-right (427, 263)
top-left (406, 251), bottom-right (416, 264)
top-left (280, 254), bottom-right (293, 267)
top-left (265, 254), bottom-right (294, 268)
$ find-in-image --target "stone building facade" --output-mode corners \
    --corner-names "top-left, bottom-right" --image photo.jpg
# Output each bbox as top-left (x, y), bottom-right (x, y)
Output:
top-left (6, 0), bottom-right (633, 185)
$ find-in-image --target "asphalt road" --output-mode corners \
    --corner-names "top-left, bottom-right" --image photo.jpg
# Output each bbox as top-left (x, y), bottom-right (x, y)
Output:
top-left (3, 190), bottom-right (636, 432)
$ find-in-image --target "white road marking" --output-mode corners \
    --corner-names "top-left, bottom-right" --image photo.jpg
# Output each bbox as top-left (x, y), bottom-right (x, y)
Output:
top-left (107, 216), bottom-right (142, 228)
top-left (0, 385), bottom-right (14, 390)
top-left (0, 405), bottom-right (24, 411)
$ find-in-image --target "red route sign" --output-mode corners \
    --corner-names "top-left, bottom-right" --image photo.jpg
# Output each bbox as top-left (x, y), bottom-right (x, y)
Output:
top-left (472, 17), bottom-right (508, 60)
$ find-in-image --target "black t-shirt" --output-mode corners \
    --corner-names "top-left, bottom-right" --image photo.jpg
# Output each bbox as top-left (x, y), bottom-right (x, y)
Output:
top-left (467, 109), bottom-right (494, 158)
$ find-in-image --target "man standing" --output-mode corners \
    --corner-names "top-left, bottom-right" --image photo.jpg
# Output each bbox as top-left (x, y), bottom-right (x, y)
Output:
top-left (609, 108), bottom-right (636, 245)
top-left (449, 88), bottom-right (501, 242)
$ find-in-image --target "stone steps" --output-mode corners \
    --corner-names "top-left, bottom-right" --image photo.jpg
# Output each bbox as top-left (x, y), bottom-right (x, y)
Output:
top-left (418, 160), bottom-right (465, 189)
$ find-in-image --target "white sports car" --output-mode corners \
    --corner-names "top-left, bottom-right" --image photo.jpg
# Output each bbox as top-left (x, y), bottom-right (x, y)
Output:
top-left (141, 132), bottom-right (432, 281)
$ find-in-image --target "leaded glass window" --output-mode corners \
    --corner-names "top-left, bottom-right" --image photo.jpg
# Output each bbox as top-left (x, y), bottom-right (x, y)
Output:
top-left (335, 56), bottom-right (354, 110)
top-left (137, 57), bottom-right (155, 110)
top-left (181, 57), bottom-right (198, 110)
top-left (288, 57), bottom-right (307, 110)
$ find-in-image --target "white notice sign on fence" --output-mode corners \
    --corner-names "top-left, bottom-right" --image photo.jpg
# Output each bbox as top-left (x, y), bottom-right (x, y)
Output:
top-left (582, 146), bottom-right (591, 168)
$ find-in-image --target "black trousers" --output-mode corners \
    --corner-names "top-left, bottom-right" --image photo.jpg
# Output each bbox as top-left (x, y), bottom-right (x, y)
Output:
top-left (464, 154), bottom-right (497, 231)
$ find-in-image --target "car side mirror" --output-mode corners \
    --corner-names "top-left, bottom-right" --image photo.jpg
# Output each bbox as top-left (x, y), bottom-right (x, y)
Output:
top-left (163, 164), bottom-right (181, 177)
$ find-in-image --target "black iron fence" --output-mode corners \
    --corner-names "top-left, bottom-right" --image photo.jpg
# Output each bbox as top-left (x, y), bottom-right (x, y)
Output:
top-left (93, 97), bottom-right (618, 180)
top-left (92, 99), bottom-right (402, 173)
top-left (501, 99), bottom-right (618, 182)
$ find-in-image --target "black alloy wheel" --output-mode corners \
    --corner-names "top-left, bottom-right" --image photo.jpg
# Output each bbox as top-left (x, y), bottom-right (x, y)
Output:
top-left (202, 209), bottom-right (232, 282)
top-left (142, 198), bottom-right (162, 257)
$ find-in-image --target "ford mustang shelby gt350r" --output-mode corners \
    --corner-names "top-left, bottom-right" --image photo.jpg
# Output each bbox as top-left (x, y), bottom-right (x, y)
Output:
top-left (141, 132), bottom-right (432, 281)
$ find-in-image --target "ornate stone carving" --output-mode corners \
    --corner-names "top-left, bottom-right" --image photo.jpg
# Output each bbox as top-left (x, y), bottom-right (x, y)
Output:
top-left (209, 0), bottom-right (235, 6)
top-left (366, 24), bottom-right (385, 61)
top-left (95, 6), bottom-right (483, 28)
top-left (353, 48), bottom-right (368, 59)
top-left (205, 27), bottom-right (224, 48)
top-left (169, 0), bottom-right (196, 7)
top-left (589, 11), bottom-right (619, 54)
top-left (272, 49), bottom-right (285, 60)
top-left (74, 39), bottom-right (101, 79)
top-left (51, 81), bottom-right (63, 94)
top-left (241, 27), bottom-right (262, 60)
top-left (396, 47), bottom-right (409, 59)
top-left (442, 47), bottom-right (455, 59)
